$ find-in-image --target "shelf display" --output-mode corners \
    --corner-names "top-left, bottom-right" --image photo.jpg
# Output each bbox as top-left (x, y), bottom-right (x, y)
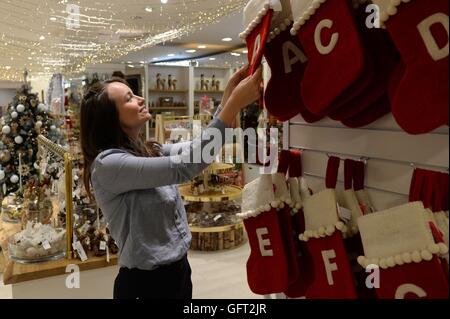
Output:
top-left (179, 162), bottom-right (244, 251)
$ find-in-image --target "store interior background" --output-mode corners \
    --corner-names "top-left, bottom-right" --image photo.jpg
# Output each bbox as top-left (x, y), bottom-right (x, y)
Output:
top-left (0, 0), bottom-right (448, 299)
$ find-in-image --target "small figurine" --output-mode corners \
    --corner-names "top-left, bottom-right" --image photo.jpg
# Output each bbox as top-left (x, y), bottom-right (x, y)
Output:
top-left (172, 79), bottom-right (177, 91)
top-left (211, 75), bottom-right (216, 91)
top-left (168, 74), bottom-right (173, 90)
top-left (215, 80), bottom-right (220, 91)
top-left (156, 73), bottom-right (162, 90)
top-left (201, 74), bottom-right (209, 91)
top-left (161, 78), bottom-right (166, 91)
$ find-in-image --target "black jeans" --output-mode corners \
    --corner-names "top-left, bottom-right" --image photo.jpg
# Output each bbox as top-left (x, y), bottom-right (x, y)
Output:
top-left (113, 255), bottom-right (192, 299)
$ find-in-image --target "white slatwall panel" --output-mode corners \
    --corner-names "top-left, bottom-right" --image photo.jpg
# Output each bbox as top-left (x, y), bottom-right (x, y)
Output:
top-left (288, 114), bottom-right (449, 211)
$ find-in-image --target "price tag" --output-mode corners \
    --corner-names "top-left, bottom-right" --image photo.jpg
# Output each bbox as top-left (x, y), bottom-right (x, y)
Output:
top-left (100, 241), bottom-right (107, 251)
top-left (337, 204), bottom-right (352, 223)
top-left (72, 241), bottom-right (88, 262)
top-left (42, 240), bottom-right (51, 250)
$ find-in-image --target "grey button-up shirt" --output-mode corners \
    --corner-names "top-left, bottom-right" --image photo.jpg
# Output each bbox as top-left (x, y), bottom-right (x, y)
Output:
top-left (91, 115), bottom-right (227, 270)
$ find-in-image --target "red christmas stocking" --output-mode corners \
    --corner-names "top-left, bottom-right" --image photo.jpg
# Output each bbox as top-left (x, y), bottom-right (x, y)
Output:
top-left (264, 24), bottom-right (323, 122)
top-left (330, 3), bottom-right (400, 122)
top-left (241, 1), bottom-right (277, 75)
top-left (291, 0), bottom-right (367, 115)
top-left (299, 156), bottom-right (357, 299)
top-left (358, 201), bottom-right (449, 299)
top-left (273, 150), bottom-right (300, 286)
top-left (375, 0), bottom-right (449, 134)
top-left (239, 174), bottom-right (289, 295)
top-left (284, 149), bottom-right (315, 298)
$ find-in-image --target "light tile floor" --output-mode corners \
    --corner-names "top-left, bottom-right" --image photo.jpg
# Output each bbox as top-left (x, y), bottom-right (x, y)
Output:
top-left (0, 243), bottom-right (262, 299)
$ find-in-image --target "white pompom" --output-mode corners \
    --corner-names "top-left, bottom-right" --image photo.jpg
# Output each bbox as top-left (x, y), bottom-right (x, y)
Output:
top-left (429, 244), bottom-right (440, 254)
top-left (14, 136), bottom-right (23, 144)
top-left (411, 251), bottom-right (422, 263)
top-left (36, 120), bottom-right (43, 128)
top-left (421, 250), bottom-right (433, 261)
top-left (386, 257), bottom-right (395, 268)
top-left (0, 170), bottom-right (5, 180)
top-left (50, 125), bottom-right (56, 131)
top-left (402, 253), bottom-right (412, 264)
top-left (438, 243), bottom-right (448, 255)
top-left (2, 125), bottom-right (11, 134)
top-left (11, 111), bottom-right (18, 119)
top-left (357, 256), bottom-right (365, 266)
top-left (379, 259), bottom-right (388, 269)
top-left (264, 204), bottom-right (271, 212)
top-left (16, 104), bottom-right (25, 112)
top-left (10, 174), bottom-right (19, 183)
top-left (394, 255), bottom-right (404, 266)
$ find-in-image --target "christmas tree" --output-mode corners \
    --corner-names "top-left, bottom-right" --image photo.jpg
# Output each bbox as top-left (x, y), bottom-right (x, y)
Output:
top-left (0, 81), bottom-right (61, 197)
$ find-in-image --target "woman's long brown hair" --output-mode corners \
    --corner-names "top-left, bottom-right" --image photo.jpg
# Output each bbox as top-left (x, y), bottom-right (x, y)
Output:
top-left (80, 78), bottom-right (161, 199)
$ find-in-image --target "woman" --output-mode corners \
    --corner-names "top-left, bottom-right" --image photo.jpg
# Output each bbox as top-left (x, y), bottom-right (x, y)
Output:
top-left (80, 65), bottom-right (262, 299)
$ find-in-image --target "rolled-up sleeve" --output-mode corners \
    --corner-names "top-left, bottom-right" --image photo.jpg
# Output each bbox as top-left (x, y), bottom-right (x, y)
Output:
top-left (92, 118), bottom-right (228, 195)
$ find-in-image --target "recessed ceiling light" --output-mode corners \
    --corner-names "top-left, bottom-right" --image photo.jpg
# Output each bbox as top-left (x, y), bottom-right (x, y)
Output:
top-left (161, 0), bottom-right (168, 4)
top-left (39, 35), bottom-right (46, 40)
top-left (127, 61), bottom-right (133, 63)
top-left (231, 52), bottom-right (241, 56)
top-left (221, 37), bottom-right (232, 42)
top-left (152, 57), bottom-right (158, 60)
top-left (140, 61), bottom-right (145, 64)
top-left (198, 45), bottom-right (207, 49)
top-left (145, 7), bottom-right (153, 12)
top-left (186, 49), bottom-right (196, 53)
top-left (50, 17), bottom-right (57, 21)
top-left (242, 49), bottom-right (248, 54)
top-left (167, 53), bottom-right (175, 57)
top-left (209, 58), bottom-right (216, 61)
top-left (128, 65), bottom-right (135, 68)
top-left (5, 66), bottom-right (11, 70)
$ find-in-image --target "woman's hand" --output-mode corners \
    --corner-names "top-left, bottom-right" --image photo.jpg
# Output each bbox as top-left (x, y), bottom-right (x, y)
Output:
top-left (218, 66), bottom-right (263, 127)
top-left (221, 65), bottom-right (249, 108)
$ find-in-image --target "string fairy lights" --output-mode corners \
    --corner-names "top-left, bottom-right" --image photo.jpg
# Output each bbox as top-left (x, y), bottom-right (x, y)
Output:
top-left (0, 0), bottom-right (246, 81)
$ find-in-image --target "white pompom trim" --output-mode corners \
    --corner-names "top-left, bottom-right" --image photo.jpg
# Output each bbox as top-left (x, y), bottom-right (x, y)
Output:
top-left (240, 4), bottom-right (271, 41)
top-left (298, 221), bottom-right (346, 242)
top-left (290, 0), bottom-right (328, 36)
top-left (237, 200), bottom-right (282, 220)
top-left (267, 16), bottom-right (293, 43)
top-left (357, 243), bottom-right (449, 269)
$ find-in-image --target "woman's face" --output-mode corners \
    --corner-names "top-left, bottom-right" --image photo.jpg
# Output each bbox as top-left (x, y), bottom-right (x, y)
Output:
top-left (107, 81), bottom-right (151, 131)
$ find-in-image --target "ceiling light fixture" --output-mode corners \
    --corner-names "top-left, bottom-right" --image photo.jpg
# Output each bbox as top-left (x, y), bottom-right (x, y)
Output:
top-left (50, 17), bottom-right (57, 21)
top-left (209, 58), bottom-right (216, 61)
top-left (198, 45), bottom-right (207, 49)
top-left (186, 49), bottom-right (196, 53)
top-left (221, 37), bottom-right (232, 42)
top-left (167, 53), bottom-right (175, 57)
top-left (230, 52), bottom-right (241, 56)
top-left (161, 0), bottom-right (168, 4)
top-left (39, 35), bottom-right (46, 40)
top-left (145, 7), bottom-right (153, 12)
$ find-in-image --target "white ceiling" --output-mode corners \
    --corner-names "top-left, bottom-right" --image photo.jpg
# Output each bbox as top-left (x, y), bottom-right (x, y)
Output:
top-left (114, 11), bottom-right (247, 65)
top-left (0, 0), bottom-right (247, 80)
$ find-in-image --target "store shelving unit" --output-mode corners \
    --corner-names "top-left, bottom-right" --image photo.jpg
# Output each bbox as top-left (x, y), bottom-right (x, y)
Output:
top-left (179, 162), bottom-right (244, 251)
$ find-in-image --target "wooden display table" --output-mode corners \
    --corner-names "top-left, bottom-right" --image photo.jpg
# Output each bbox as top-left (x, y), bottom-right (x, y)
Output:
top-left (179, 184), bottom-right (242, 202)
top-left (1, 249), bottom-right (119, 298)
